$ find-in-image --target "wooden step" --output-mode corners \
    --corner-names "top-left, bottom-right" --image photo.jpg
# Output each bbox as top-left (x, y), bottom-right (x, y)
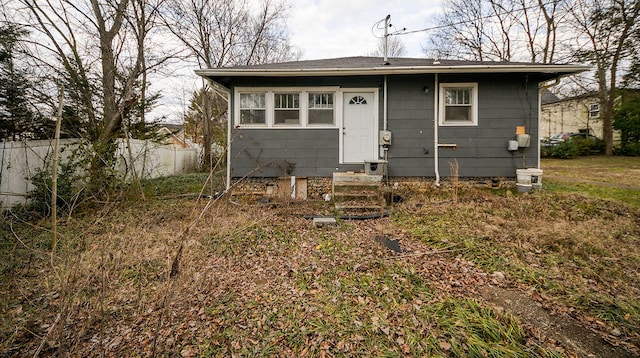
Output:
top-left (335, 204), bottom-right (384, 210)
top-left (333, 192), bottom-right (381, 198)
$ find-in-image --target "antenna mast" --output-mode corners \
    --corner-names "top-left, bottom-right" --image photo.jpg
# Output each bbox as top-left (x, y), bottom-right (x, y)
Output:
top-left (383, 14), bottom-right (391, 62)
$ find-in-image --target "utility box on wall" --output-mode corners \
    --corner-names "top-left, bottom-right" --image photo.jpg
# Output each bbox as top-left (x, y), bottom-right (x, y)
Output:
top-left (517, 134), bottom-right (531, 148)
top-left (379, 130), bottom-right (392, 146)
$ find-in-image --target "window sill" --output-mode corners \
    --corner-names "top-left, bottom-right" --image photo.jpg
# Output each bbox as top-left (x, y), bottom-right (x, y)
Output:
top-left (439, 121), bottom-right (478, 127)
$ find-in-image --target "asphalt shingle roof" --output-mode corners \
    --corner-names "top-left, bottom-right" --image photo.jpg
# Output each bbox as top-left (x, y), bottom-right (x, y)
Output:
top-left (213, 56), bottom-right (562, 70)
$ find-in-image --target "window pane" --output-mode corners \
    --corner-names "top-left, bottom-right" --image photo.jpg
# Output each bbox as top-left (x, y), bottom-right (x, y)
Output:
top-left (239, 92), bottom-right (266, 125)
top-left (308, 93), bottom-right (334, 125)
top-left (275, 94), bottom-right (299, 124)
top-left (240, 93), bottom-right (265, 109)
top-left (274, 109), bottom-right (300, 125)
top-left (445, 89), bottom-right (470, 105)
top-left (240, 109), bottom-right (265, 124)
top-left (445, 106), bottom-right (471, 121)
top-left (309, 109), bottom-right (334, 124)
top-left (275, 93), bottom-right (299, 109)
top-left (309, 93), bottom-right (334, 109)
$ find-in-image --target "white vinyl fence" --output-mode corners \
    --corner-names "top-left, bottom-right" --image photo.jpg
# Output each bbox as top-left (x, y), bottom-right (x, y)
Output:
top-left (1, 139), bottom-right (198, 208)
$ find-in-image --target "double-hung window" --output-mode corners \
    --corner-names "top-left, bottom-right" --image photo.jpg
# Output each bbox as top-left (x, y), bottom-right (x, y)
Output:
top-left (235, 88), bottom-right (337, 128)
top-left (440, 83), bottom-right (478, 126)
top-left (274, 93), bottom-right (300, 125)
top-left (239, 93), bottom-right (266, 125)
top-left (308, 93), bottom-right (334, 125)
top-left (589, 103), bottom-right (600, 119)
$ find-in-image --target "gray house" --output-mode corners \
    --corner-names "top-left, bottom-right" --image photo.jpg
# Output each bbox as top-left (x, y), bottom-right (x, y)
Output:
top-left (196, 57), bottom-right (586, 188)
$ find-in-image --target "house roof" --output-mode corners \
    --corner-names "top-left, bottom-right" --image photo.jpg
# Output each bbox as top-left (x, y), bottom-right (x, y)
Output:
top-left (195, 56), bottom-right (589, 84)
top-left (541, 88), bottom-right (640, 106)
top-left (541, 89), bottom-right (561, 105)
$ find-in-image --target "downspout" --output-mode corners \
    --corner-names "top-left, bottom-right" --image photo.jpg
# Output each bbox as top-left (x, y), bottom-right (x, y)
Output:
top-left (226, 95), bottom-right (231, 191)
top-left (538, 78), bottom-right (561, 169)
top-left (434, 73), bottom-right (440, 187)
top-left (383, 75), bottom-right (389, 162)
top-left (383, 75), bottom-right (388, 131)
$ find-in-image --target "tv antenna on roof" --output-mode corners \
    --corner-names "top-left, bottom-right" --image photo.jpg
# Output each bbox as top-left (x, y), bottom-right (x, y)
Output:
top-left (373, 14), bottom-right (406, 64)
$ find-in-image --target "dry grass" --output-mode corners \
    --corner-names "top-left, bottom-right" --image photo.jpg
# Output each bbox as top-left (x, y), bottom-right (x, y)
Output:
top-left (542, 156), bottom-right (640, 188)
top-left (393, 188), bottom-right (640, 347)
top-left (0, 196), bottom-right (562, 356)
top-left (1, 159), bottom-right (639, 356)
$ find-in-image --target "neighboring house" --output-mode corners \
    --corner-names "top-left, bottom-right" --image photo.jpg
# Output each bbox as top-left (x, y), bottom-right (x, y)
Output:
top-left (156, 124), bottom-right (190, 148)
top-left (196, 57), bottom-right (586, 187)
top-left (540, 91), bottom-right (604, 139)
top-left (541, 89), bottom-right (640, 142)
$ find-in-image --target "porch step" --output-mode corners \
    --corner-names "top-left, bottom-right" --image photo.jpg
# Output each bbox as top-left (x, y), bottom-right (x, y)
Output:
top-left (335, 204), bottom-right (385, 210)
top-left (332, 172), bottom-right (385, 216)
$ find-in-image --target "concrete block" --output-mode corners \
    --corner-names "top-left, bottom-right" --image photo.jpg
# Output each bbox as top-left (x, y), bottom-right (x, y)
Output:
top-left (313, 217), bottom-right (337, 227)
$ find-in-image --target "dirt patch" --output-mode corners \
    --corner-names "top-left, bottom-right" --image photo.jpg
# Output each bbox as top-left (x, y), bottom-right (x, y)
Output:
top-left (479, 285), bottom-right (637, 358)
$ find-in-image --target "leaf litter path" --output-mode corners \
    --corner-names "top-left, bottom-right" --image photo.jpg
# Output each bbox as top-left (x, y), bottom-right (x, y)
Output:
top-left (391, 222), bottom-right (637, 357)
top-left (478, 286), bottom-right (635, 357)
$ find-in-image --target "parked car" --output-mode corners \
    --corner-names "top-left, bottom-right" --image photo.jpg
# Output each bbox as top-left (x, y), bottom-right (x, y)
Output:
top-left (541, 132), bottom-right (600, 147)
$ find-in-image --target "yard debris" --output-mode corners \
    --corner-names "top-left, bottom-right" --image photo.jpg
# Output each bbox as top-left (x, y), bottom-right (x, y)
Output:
top-left (491, 271), bottom-right (505, 281)
top-left (374, 235), bottom-right (402, 253)
top-left (313, 217), bottom-right (337, 227)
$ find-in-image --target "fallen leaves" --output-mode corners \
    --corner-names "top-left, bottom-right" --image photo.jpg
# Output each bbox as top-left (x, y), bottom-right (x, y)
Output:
top-left (439, 340), bottom-right (452, 351)
top-left (4, 186), bottom-right (639, 357)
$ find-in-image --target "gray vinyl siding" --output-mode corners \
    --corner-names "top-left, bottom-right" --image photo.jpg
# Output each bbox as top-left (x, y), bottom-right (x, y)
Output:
top-left (231, 129), bottom-right (337, 177)
top-left (386, 73), bottom-right (540, 177)
top-left (386, 75), bottom-right (435, 177)
top-left (230, 73), bottom-right (541, 178)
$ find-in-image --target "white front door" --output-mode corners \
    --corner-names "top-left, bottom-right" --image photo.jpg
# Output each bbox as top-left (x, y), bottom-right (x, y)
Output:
top-left (342, 92), bottom-right (376, 163)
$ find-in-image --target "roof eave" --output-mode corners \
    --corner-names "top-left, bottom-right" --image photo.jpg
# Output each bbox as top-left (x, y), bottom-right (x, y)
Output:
top-left (194, 65), bottom-right (590, 78)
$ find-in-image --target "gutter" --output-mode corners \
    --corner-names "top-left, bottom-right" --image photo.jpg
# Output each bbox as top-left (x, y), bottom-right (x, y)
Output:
top-left (194, 65), bottom-right (589, 78)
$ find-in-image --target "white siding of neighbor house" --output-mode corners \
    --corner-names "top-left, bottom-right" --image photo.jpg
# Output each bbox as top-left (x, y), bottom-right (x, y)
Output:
top-left (540, 96), bottom-right (604, 139)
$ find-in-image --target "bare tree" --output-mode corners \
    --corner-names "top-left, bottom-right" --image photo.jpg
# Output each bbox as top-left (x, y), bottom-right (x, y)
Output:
top-left (536, 0), bottom-right (566, 63)
top-left (162, 0), bottom-right (300, 169)
top-left (485, 0), bottom-right (516, 61)
top-left (20, 0), bottom-right (172, 189)
top-left (425, 0), bottom-right (567, 63)
top-left (568, 0), bottom-right (640, 155)
top-left (369, 36), bottom-right (407, 57)
top-left (427, 0), bottom-right (489, 61)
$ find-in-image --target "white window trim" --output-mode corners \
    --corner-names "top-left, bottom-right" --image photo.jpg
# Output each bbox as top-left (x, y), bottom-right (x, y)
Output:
top-left (439, 82), bottom-right (479, 126)
top-left (234, 87), bottom-right (340, 129)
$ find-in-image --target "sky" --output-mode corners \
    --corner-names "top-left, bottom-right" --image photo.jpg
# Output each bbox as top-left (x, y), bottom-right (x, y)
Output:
top-left (287, 0), bottom-right (442, 59)
top-left (158, 0), bottom-right (443, 123)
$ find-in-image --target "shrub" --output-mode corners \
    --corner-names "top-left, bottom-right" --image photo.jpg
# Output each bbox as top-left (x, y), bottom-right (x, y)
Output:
top-left (27, 143), bottom-right (91, 217)
top-left (613, 143), bottom-right (640, 156)
top-left (542, 138), bottom-right (605, 159)
top-left (572, 137), bottom-right (605, 156)
top-left (547, 141), bottom-right (580, 159)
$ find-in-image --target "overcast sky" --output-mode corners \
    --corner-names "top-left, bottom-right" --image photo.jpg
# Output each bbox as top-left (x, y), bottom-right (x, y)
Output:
top-left (287, 0), bottom-right (442, 59)
top-left (159, 0), bottom-right (443, 123)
